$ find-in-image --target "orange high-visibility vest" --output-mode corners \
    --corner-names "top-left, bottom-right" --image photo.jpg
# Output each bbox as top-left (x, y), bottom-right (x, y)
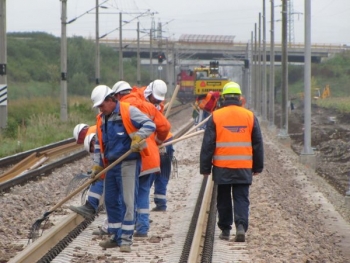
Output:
top-left (87, 125), bottom-right (96, 136)
top-left (131, 86), bottom-right (171, 155)
top-left (199, 91), bottom-right (219, 112)
top-left (119, 101), bottom-right (160, 176)
top-left (212, 105), bottom-right (254, 169)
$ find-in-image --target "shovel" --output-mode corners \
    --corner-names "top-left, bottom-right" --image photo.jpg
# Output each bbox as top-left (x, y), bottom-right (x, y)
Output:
top-left (29, 128), bottom-right (204, 240)
top-left (29, 148), bottom-right (134, 241)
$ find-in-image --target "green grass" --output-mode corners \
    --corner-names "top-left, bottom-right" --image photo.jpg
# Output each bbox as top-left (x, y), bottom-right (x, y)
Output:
top-left (315, 97), bottom-right (350, 113)
top-left (0, 96), bottom-right (97, 157)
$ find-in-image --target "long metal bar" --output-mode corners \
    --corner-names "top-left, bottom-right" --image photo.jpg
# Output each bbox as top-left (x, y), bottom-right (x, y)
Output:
top-left (0, 138), bottom-right (75, 167)
top-left (187, 175), bottom-right (214, 263)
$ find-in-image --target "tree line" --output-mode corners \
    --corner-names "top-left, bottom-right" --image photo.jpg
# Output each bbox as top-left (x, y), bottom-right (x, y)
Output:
top-left (7, 32), bottom-right (149, 99)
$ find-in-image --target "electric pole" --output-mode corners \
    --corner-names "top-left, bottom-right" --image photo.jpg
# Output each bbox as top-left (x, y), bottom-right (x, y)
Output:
top-left (279, 0), bottom-right (289, 137)
top-left (262, 0), bottom-right (267, 121)
top-left (137, 21), bottom-right (141, 86)
top-left (257, 13), bottom-right (262, 116)
top-left (269, 0), bottom-right (275, 128)
top-left (254, 23), bottom-right (258, 112)
top-left (0, 0), bottom-right (7, 129)
top-left (119, 12), bottom-right (123, 80)
top-left (60, 0), bottom-right (68, 122)
top-left (301, 0), bottom-right (314, 156)
top-left (95, 0), bottom-right (100, 84)
top-left (149, 28), bottom-right (153, 82)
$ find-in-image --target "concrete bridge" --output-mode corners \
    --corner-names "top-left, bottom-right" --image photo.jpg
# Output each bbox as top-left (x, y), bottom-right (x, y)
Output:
top-left (98, 36), bottom-right (348, 92)
top-left (99, 37), bottom-right (348, 65)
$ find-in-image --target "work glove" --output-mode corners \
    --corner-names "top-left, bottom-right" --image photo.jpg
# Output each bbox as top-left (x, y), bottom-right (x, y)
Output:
top-left (130, 134), bottom-right (143, 152)
top-left (90, 165), bottom-right (104, 179)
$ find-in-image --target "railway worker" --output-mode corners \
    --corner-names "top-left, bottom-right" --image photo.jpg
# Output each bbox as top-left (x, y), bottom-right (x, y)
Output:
top-left (140, 80), bottom-right (175, 213)
top-left (73, 123), bottom-right (96, 144)
top-left (195, 91), bottom-right (220, 129)
top-left (199, 81), bottom-right (264, 242)
top-left (111, 80), bottom-right (171, 237)
top-left (70, 125), bottom-right (111, 236)
top-left (70, 124), bottom-right (106, 220)
top-left (90, 85), bottom-right (156, 252)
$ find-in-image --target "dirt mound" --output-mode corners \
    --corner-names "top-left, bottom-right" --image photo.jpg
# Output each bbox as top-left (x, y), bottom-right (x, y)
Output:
top-left (288, 103), bottom-right (350, 195)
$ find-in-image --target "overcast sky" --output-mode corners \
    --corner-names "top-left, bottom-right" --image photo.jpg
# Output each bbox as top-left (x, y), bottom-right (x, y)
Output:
top-left (6, 0), bottom-right (350, 45)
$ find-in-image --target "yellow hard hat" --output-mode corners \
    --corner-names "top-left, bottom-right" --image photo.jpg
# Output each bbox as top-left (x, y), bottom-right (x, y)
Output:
top-left (222, 82), bottom-right (241, 95)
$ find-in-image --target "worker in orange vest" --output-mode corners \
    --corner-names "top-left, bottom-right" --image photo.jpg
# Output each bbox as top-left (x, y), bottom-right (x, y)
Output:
top-left (195, 91), bottom-right (220, 129)
top-left (90, 85), bottom-right (156, 252)
top-left (70, 124), bottom-right (107, 220)
top-left (199, 82), bottom-right (264, 242)
top-left (111, 80), bottom-right (171, 237)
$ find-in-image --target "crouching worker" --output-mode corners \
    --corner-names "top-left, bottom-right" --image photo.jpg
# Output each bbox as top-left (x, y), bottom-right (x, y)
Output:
top-left (70, 124), bottom-right (104, 218)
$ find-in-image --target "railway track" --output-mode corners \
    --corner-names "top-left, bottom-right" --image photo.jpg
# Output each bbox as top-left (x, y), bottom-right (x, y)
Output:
top-left (5, 105), bottom-right (350, 262)
top-left (8, 109), bottom-right (242, 263)
top-left (0, 142), bottom-right (87, 192)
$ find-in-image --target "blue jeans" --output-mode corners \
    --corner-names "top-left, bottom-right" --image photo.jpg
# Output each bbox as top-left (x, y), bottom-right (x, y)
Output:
top-left (150, 144), bottom-right (174, 210)
top-left (104, 159), bottom-right (140, 246)
top-left (87, 180), bottom-right (104, 212)
top-left (135, 174), bottom-right (152, 234)
top-left (217, 184), bottom-right (250, 232)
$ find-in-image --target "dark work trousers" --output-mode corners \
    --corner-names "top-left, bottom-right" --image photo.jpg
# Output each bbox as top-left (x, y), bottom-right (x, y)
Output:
top-left (217, 184), bottom-right (250, 232)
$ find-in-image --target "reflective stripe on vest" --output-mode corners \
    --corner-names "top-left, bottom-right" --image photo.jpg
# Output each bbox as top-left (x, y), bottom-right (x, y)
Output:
top-left (212, 105), bottom-right (254, 169)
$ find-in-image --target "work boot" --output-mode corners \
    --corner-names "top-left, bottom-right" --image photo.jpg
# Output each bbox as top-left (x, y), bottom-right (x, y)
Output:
top-left (134, 232), bottom-right (148, 238)
top-left (151, 206), bottom-right (166, 212)
top-left (219, 229), bottom-right (230, 240)
top-left (69, 201), bottom-right (95, 218)
top-left (99, 238), bottom-right (119, 248)
top-left (120, 244), bottom-right (131, 252)
top-left (92, 227), bottom-right (109, 236)
top-left (235, 224), bottom-right (246, 242)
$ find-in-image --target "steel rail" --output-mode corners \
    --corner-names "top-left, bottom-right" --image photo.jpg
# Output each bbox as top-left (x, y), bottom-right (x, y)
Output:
top-left (0, 150), bottom-right (87, 192)
top-left (0, 138), bottom-right (75, 167)
top-left (9, 214), bottom-right (86, 263)
top-left (188, 175), bottom-right (214, 263)
top-left (0, 143), bottom-right (83, 185)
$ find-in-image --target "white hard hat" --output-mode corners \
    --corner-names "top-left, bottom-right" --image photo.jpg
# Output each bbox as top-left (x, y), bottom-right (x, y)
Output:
top-left (91, 85), bottom-right (114, 108)
top-left (73, 123), bottom-right (89, 142)
top-left (151, 79), bottom-right (167, 101)
top-left (84, 133), bottom-right (96, 153)
top-left (112, 81), bottom-right (132, 94)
